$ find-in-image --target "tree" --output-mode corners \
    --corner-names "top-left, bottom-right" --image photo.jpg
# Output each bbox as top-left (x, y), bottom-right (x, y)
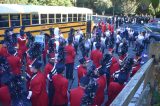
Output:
top-left (77, 0), bottom-right (112, 14)
top-left (44, 0), bottom-right (72, 6)
top-left (3, 0), bottom-right (28, 4)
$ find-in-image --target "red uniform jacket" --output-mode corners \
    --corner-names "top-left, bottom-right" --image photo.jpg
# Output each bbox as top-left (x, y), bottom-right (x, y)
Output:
top-left (26, 58), bottom-right (34, 89)
top-left (111, 57), bottom-right (118, 65)
top-left (30, 71), bottom-right (48, 106)
top-left (93, 75), bottom-right (107, 106)
top-left (65, 44), bottom-right (76, 64)
top-left (17, 49), bottom-right (23, 60)
top-left (110, 62), bottom-right (120, 82)
top-left (70, 86), bottom-right (85, 106)
top-left (90, 49), bottom-right (103, 68)
top-left (77, 65), bottom-right (87, 84)
top-left (131, 64), bottom-right (141, 77)
top-left (7, 55), bottom-right (21, 75)
top-left (102, 23), bottom-right (106, 33)
top-left (0, 85), bottom-right (11, 106)
top-left (52, 74), bottom-right (68, 105)
top-left (119, 54), bottom-right (127, 62)
top-left (26, 58), bottom-right (35, 77)
top-left (44, 63), bottom-right (54, 79)
top-left (106, 82), bottom-right (124, 106)
top-left (0, 46), bottom-right (9, 58)
top-left (18, 36), bottom-right (27, 54)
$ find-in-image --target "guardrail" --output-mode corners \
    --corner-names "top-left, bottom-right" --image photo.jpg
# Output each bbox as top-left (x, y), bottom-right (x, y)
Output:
top-left (110, 58), bottom-right (154, 106)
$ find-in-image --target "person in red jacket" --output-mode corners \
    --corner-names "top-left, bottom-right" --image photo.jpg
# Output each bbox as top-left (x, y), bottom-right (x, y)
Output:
top-left (131, 57), bottom-right (141, 77)
top-left (77, 58), bottom-right (88, 84)
top-left (90, 43), bottom-right (103, 68)
top-left (106, 81), bottom-right (125, 106)
top-left (44, 55), bottom-right (55, 106)
top-left (0, 42), bottom-right (9, 58)
top-left (44, 56), bottom-right (55, 79)
top-left (0, 85), bottom-right (11, 106)
top-left (65, 38), bottom-right (76, 79)
top-left (17, 30), bottom-right (27, 55)
top-left (70, 76), bottom-right (90, 106)
top-left (27, 60), bottom-right (48, 106)
top-left (93, 67), bottom-right (107, 106)
top-left (51, 62), bottom-right (68, 106)
top-left (7, 47), bottom-right (22, 75)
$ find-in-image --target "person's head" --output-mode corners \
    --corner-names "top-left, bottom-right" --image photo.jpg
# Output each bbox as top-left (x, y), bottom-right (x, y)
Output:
top-left (21, 26), bottom-right (25, 31)
top-left (8, 46), bottom-right (16, 55)
top-left (20, 31), bottom-right (25, 36)
top-left (98, 67), bottom-right (105, 76)
top-left (49, 28), bottom-right (54, 35)
top-left (49, 56), bottom-right (55, 65)
top-left (122, 38), bottom-right (126, 43)
top-left (1, 41), bottom-right (7, 47)
top-left (56, 62), bottom-right (65, 74)
top-left (29, 60), bottom-right (42, 73)
top-left (79, 76), bottom-right (90, 88)
top-left (95, 42), bottom-right (101, 50)
top-left (117, 31), bottom-right (120, 35)
top-left (79, 58), bottom-right (87, 67)
top-left (68, 37), bottom-right (73, 44)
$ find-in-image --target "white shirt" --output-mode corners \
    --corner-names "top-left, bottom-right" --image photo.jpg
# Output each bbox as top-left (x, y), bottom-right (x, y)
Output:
top-left (137, 34), bottom-right (144, 44)
top-left (105, 30), bottom-right (110, 37)
top-left (74, 34), bottom-right (81, 43)
top-left (84, 39), bottom-right (91, 49)
top-left (116, 34), bottom-right (121, 43)
top-left (101, 37), bottom-right (106, 46)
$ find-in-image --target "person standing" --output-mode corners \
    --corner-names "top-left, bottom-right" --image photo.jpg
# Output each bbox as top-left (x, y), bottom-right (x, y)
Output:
top-left (7, 47), bottom-right (22, 75)
top-left (70, 76), bottom-right (90, 106)
top-left (93, 67), bottom-right (107, 106)
top-left (77, 58), bottom-right (88, 84)
top-left (52, 62), bottom-right (68, 106)
top-left (90, 43), bottom-right (103, 68)
top-left (65, 38), bottom-right (76, 80)
top-left (115, 31), bottom-right (122, 54)
top-left (27, 60), bottom-right (48, 106)
top-left (0, 41), bottom-right (9, 58)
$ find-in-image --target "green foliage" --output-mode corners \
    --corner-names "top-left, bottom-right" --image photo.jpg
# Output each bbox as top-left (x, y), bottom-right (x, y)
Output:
top-left (3, 0), bottom-right (72, 6)
top-left (4, 0), bottom-right (28, 4)
top-left (77, 0), bottom-right (112, 15)
top-left (151, 0), bottom-right (159, 10)
top-left (152, 90), bottom-right (160, 106)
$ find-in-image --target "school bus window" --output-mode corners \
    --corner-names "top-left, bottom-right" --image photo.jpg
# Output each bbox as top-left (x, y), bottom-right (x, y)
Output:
top-left (56, 14), bottom-right (61, 23)
top-left (78, 14), bottom-right (82, 21)
top-left (73, 14), bottom-right (77, 22)
top-left (22, 14), bottom-right (30, 26)
top-left (32, 14), bottom-right (39, 24)
top-left (83, 14), bottom-right (86, 21)
top-left (41, 14), bottom-right (47, 24)
top-left (10, 14), bottom-right (20, 26)
top-left (68, 14), bottom-right (72, 22)
top-left (49, 14), bottom-right (55, 23)
top-left (0, 14), bottom-right (9, 28)
top-left (62, 14), bottom-right (67, 22)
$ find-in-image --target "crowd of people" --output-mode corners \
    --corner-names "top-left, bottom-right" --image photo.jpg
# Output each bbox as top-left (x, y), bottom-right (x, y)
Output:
top-left (0, 16), bottom-right (151, 106)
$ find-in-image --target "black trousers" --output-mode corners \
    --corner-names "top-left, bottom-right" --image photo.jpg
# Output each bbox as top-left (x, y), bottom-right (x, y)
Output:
top-left (65, 63), bottom-right (74, 79)
top-left (115, 43), bottom-right (120, 54)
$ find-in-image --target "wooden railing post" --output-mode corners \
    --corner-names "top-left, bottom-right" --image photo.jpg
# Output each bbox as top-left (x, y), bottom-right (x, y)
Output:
top-left (148, 43), bottom-right (160, 105)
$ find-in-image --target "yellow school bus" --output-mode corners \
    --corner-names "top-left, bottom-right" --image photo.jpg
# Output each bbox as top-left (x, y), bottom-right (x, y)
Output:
top-left (0, 4), bottom-right (93, 42)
